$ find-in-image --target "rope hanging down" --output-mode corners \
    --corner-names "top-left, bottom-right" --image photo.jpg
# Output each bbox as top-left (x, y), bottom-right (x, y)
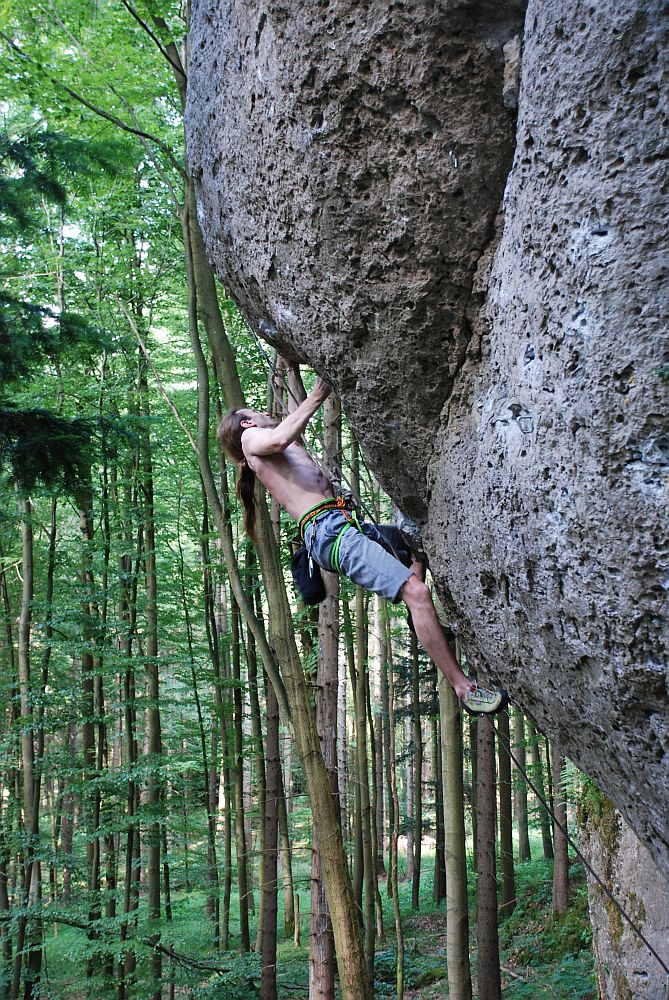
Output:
top-left (490, 716), bottom-right (669, 981)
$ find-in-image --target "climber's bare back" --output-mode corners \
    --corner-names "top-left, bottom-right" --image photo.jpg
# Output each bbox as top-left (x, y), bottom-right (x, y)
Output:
top-left (242, 434), bottom-right (334, 521)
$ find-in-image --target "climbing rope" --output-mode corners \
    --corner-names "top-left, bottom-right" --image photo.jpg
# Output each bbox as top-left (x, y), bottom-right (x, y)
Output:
top-left (489, 715), bottom-right (669, 980)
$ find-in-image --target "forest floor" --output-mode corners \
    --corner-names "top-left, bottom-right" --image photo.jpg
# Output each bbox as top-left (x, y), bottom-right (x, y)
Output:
top-left (44, 820), bottom-right (596, 998)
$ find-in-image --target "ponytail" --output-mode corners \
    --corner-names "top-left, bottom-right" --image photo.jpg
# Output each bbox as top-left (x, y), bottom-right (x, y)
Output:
top-left (237, 458), bottom-right (258, 540)
top-left (218, 408), bottom-right (259, 541)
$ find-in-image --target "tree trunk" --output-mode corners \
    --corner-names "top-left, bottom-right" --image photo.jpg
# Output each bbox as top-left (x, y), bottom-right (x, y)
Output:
top-left (411, 632), bottom-right (422, 910)
top-left (497, 710), bottom-right (516, 915)
top-left (343, 600), bottom-right (363, 913)
top-left (309, 396), bottom-right (340, 1000)
top-left (385, 602), bottom-right (404, 1000)
top-left (231, 598), bottom-right (251, 953)
top-left (351, 469), bottom-right (375, 984)
top-left (528, 721), bottom-right (553, 860)
top-left (77, 486), bottom-right (103, 982)
top-left (248, 551), bottom-right (267, 953)
top-left (513, 713), bottom-right (531, 864)
top-left (14, 496), bottom-right (42, 1000)
top-left (277, 778), bottom-right (295, 942)
top-left (182, 181), bottom-right (370, 998)
top-left (370, 596), bottom-right (385, 876)
top-left (469, 716), bottom-right (478, 872)
top-left (139, 356), bottom-right (163, 999)
top-left (176, 497), bottom-right (220, 944)
top-left (380, 617), bottom-right (394, 899)
top-left (432, 710), bottom-right (446, 905)
top-left (405, 713), bottom-right (414, 884)
top-left (439, 675), bottom-right (472, 1000)
top-left (260, 673), bottom-right (280, 1000)
top-left (551, 739), bottom-right (569, 914)
top-left (476, 720), bottom-right (501, 1000)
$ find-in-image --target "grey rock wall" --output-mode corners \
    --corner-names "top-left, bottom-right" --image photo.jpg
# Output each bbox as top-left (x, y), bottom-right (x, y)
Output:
top-left (186, 0), bottom-right (669, 890)
top-left (425, 0), bottom-right (669, 880)
top-left (579, 796), bottom-right (669, 999)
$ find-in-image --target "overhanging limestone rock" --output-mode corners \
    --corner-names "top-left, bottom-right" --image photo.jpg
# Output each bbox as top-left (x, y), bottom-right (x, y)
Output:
top-left (186, 0), bottom-right (669, 884)
top-left (186, 0), bottom-right (526, 518)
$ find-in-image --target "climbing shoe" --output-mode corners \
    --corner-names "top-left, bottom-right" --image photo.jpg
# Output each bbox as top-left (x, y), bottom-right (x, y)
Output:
top-left (461, 685), bottom-right (509, 716)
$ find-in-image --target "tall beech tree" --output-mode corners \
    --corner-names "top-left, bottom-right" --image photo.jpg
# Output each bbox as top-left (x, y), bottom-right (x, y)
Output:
top-left (476, 718), bottom-right (501, 1000)
top-left (439, 673), bottom-right (472, 1000)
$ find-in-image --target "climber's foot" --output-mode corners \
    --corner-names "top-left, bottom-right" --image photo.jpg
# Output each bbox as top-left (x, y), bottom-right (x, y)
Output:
top-left (460, 683), bottom-right (509, 716)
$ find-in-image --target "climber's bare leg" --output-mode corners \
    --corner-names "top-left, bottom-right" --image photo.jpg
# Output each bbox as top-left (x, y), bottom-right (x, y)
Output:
top-left (399, 574), bottom-right (474, 701)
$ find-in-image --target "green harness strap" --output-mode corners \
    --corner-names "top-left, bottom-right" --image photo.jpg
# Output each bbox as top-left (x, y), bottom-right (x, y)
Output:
top-left (329, 507), bottom-right (362, 574)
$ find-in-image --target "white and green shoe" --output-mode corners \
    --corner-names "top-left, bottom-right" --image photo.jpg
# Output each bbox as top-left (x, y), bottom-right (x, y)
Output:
top-left (461, 684), bottom-right (509, 716)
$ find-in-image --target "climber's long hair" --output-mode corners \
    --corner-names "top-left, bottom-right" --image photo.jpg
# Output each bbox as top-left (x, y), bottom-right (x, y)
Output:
top-left (218, 408), bottom-right (258, 541)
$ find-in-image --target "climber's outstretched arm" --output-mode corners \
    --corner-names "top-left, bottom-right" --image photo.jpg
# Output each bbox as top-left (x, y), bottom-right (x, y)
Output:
top-left (241, 378), bottom-right (331, 457)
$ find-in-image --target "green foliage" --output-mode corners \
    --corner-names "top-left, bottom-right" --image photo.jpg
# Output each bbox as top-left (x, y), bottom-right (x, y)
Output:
top-left (375, 945), bottom-right (446, 995)
top-left (499, 859), bottom-right (595, 997)
top-left (193, 954), bottom-right (260, 999)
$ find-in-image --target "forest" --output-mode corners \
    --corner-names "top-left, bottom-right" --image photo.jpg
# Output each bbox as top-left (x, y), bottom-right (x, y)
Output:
top-left (0, 2), bottom-right (640, 998)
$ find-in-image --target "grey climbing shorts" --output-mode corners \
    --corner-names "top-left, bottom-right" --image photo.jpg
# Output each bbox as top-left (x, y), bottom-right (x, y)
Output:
top-left (303, 510), bottom-right (413, 604)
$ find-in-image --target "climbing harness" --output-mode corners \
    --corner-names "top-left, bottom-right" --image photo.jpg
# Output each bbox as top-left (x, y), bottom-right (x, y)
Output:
top-left (489, 716), bottom-right (669, 981)
top-left (297, 494), bottom-right (359, 542)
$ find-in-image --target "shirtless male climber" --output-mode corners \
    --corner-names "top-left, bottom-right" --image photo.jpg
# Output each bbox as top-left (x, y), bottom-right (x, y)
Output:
top-left (219, 369), bottom-right (507, 715)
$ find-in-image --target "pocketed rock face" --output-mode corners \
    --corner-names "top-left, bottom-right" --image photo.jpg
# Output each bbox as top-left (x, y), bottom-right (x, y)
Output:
top-left (579, 797), bottom-right (669, 998)
top-left (186, 0), bottom-right (669, 882)
top-left (424, 0), bottom-right (669, 879)
top-left (186, 0), bottom-right (526, 518)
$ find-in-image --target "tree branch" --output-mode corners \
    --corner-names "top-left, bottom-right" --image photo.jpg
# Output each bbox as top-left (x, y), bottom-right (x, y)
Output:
top-left (0, 31), bottom-right (186, 179)
top-left (120, 0), bottom-right (187, 81)
top-left (117, 300), bottom-right (198, 454)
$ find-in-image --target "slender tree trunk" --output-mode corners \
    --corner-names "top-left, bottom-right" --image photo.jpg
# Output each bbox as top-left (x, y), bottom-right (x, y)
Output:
top-left (309, 394), bottom-right (341, 998)
top-left (380, 619), bottom-right (394, 899)
top-left (78, 488), bottom-right (104, 983)
top-left (336, 652), bottom-right (348, 837)
top-left (180, 179), bottom-right (370, 998)
top-left (370, 597), bottom-right (385, 876)
top-left (0, 541), bottom-right (16, 976)
top-left (353, 562), bottom-right (375, 980)
top-left (439, 675), bottom-right (472, 1000)
top-left (497, 710), bottom-right (516, 915)
top-left (410, 632), bottom-right (422, 910)
top-left (513, 713), bottom-right (531, 864)
top-left (277, 776), bottom-right (295, 942)
top-left (176, 496), bottom-right (220, 944)
top-left (260, 673), bottom-right (280, 1000)
top-left (385, 603), bottom-right (404, 1000)
top-left (476, 720), bottom-right (501, 1000)
top-left (139, 356), bottom-right (164, 999)
top-left (469, 716), bottom-right (478, 872)
top-left (432, 710), bottom-right (446, 905)
top-left (528, 721), bottom-right (553, 860)
top-left (14, 497), bottom-right (42, 1000)
top-left (365, 677), bottom-right (383, 941)
top-left (343, 601), bottom-right (363, 912)
top-left (551, 740), bottom-right (569, 914)
top-left (231, 599), bottom-right (251, 953)
top-left (406, 713), bottom-right (414, 884)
